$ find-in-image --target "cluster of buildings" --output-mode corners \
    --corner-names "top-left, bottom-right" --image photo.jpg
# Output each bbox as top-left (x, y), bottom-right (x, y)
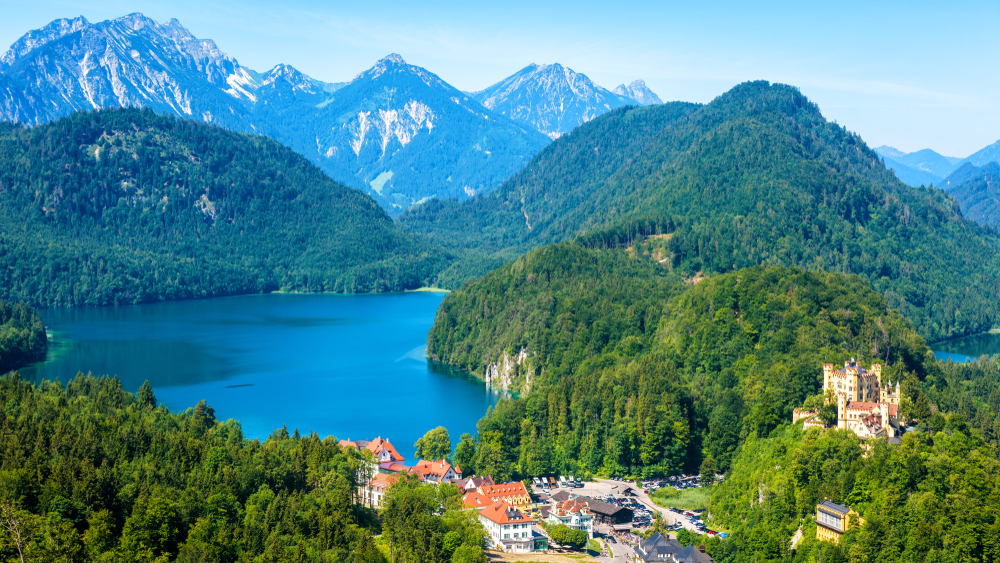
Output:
top-left (636, 534), bottom-right (714, 563)
top-left (792, 359), bottom-right (903, 441)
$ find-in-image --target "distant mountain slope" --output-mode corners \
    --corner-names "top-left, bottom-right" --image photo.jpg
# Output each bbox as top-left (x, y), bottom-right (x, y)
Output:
top-left (881, 156), bottom-right (942, 187)
top-left (963, 138), bottom-right (1000, 167)
top-left (471, 63), bottom-right (640, 139)
top-left (0, 108), bottom-right (447, 307)
top-left (0, 14), bottom-right (549, 213)
top-left (891, 148), bottom-right (961, 177)
top-left (942, 162), bottom-right (1000, 227)
top-left (263, 54), bottom-right (550, 211)
top-left (613, 80), bottom-right (662, 105)
top-left (401, 81), bottom-right (1000, 341)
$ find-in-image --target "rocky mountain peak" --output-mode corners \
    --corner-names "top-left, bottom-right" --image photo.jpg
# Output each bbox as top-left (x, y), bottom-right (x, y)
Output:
top-left (1, 15), bottom-right (89, 69)
top-left (612, 79), bottom-right (662, 105)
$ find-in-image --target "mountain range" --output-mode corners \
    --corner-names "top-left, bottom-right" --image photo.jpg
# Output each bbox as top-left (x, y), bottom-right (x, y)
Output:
top-left (471, 63), bottom-right (658, 139)
top-left (0, 13), bottom-right (662, 212)
top-left (401, 81), bottom-right (1000, 342)
top-left (874, 142), bottom-right (1000, 188)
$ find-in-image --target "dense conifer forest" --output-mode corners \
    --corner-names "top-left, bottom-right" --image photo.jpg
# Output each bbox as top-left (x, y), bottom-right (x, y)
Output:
top-left (430, 245), bottom-right (933, 480)
top-left (0, 373), bottom-right (487, 563)
top-left (0, 109), bottom-right (448, 308)
top-left (0, 301), bottom-right (46, 373)
top-left (402, 81), bottom-right (1000, 342)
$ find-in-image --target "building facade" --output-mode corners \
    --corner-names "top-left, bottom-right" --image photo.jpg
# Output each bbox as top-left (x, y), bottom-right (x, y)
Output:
top-left (478, 501), bottom-right (536, 553)
top-left (479, 482), bottom-right (532, 511)
top-left (816, 500), bottom-right (864, 543)
top-left (546, 499), bottom-right (594, 538)
top-left (795, 360), bottom-right (903, 440)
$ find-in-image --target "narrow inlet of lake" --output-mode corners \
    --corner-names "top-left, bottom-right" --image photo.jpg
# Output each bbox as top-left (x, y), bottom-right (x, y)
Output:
top-left (20, 292), bottom-right (499, 461)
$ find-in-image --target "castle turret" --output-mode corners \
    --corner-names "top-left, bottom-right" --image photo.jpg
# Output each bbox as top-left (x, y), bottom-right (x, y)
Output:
top-left (837, 393), bottom-right (847, 431)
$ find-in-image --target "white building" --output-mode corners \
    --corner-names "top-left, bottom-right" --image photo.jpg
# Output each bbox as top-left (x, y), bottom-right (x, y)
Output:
top-left (478, 501), bottom-right (536, 553)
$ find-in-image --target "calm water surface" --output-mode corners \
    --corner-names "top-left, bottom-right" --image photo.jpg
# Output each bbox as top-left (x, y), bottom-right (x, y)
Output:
top-left (933, 332), bottom-right (1000, 363)
top-left (20, 292), bottom-right (498, 460)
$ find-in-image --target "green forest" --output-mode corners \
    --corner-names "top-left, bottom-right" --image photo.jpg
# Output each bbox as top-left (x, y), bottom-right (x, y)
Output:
top-left (0, 108), bottom-right (448, 308)
top-left (708, 417), bottom-right (1000, 563)
top-left (429, 244), bottom-right (934, 480)
top-left (0, 373), bottom-right (487, 563)
top-left (402, 81), bottom-right (1000, 342)
top-left (0, 301), bottom-right (46, 373)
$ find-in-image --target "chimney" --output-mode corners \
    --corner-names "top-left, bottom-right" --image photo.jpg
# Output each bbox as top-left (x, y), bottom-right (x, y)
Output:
top-left (698, 545), bottom-right (707, 553)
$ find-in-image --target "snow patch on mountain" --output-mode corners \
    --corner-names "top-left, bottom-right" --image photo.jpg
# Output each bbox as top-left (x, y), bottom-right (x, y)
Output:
top-left (612, 80), bottom-right (662, 105)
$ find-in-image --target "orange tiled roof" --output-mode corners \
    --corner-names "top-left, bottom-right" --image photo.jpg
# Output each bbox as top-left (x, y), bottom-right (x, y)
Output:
top-left (479, 501), bottom-right (533, 524)
top-left (367, 473), bottom-right (400, 491)
top-left (412, 459), bottom-right (461, 478)
top-left (480, 482), bottom-right (528, 498)
top-left (367, 437), bottom-right (405, 462)
top-left (463, 491), bottom-right (493, 509)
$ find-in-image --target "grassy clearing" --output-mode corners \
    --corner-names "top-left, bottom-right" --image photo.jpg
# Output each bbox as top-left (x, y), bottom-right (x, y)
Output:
top-left (650, 486), bottom-right (712, 510)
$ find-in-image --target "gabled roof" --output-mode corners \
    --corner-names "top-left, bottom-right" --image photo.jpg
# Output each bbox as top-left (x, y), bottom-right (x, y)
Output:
top-left (480, 482), bottom-right (529, 499)
top-left (550, 490), bottom-right (573, 503)
top-left (412, 459), bottom-right (461, 479)
top-left (366, 437), bottom-right (405, 462)
top-left (479, 501), bottom-right (533, 525)
top-left (367, 473), bottom-right (400, 490)
top-left (463, 491), bottom-right (493, 509)
top-left (339, 436), bottom-right (405, 462)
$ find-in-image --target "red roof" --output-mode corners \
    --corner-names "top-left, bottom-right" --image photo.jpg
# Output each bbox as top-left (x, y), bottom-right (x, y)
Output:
top-left (480, 482), bottom-right (528, 500)
top-left (463, 491), bottom-right (493, 509)
top-left (367, 473), bottom-right (400, 491)
top-left (846, 402), bottom-right (880, 411)
top-left (412, 459), bottom-right (461, 479)
top-left (367, 437), bottom-right (405, 462)
top-left (888, 404), bottom-right (898, 416)
top-left (479, 501), bottom-right (533, 524)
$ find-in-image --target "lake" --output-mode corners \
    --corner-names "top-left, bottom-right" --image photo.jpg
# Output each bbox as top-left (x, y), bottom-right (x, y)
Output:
top-left (19, 292), bottom-right (499, 461)
top-left (933, 331), bottom-right (1000, 363)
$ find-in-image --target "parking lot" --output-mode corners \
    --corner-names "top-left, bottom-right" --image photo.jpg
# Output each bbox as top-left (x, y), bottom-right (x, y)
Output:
top-left (529, 476), bottom-right (725, 539)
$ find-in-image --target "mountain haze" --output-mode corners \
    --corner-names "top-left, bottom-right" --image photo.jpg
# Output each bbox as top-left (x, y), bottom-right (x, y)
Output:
top-left (402, 81), bottom-right (1000, 341)
top-left (613, 80), bottom-right (663, 105)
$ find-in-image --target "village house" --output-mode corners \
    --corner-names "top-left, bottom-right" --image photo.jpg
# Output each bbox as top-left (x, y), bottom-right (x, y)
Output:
top-left (410, 459), bottom-right (462, 482)
top-left (816, 500), bottom-right (864, 544)
top-left (478, 501), bottom-right (538, 553)
top-left (339, 437), bottom-right (407, 474)
top-left (636, 533), bottom-right (714, 563)
top-left (550, 490), bottom-right (633, 525)
top-left (545, 498), bottom-right (594, 537)
top-left (479, 482), bottom-right (532, 511)
top-left (450, 475), bottom-right (495, 493)
top-left (361, 472), bottom-right (423, 509)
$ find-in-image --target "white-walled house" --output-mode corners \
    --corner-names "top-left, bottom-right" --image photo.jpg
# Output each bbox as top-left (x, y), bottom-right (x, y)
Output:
top-left (479, 501), bottom-right (535, 553)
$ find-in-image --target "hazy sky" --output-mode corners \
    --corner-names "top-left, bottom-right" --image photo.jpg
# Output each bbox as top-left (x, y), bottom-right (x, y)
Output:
top-left (1, 0), bottom-right (997, 157)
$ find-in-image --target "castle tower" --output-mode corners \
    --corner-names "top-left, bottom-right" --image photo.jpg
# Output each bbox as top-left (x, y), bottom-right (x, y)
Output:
top-left (823, 363), bottom-right (836, 402)
top-left (837, 393), bottom-right (847, 431)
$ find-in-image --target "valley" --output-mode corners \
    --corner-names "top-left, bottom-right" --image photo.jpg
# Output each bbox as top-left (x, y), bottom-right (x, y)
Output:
top-left (1, 8), bottom-right (999, 563)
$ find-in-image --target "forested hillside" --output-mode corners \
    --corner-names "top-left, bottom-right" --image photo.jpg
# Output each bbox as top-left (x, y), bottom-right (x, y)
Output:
top-left (0, 373), bottom-right (486, 563)
top-left (432, 246), bottom-right (933, 480)
top-left (403, 81), bottom-right (1000, 341)
top-left (0, 301), bottom-right (46, 373)
top-left (709, 418), bottom-right (1000, 563)
top-left (0, 108), bottom-right (448, 307)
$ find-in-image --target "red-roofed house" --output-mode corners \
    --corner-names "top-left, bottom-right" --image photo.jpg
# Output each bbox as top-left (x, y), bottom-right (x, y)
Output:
top-left (463, 491), bottom-right (493, 510)
top-left (479, 501), bottom-right (536, 553)
top-left (453, 475), bottom-right (495, 493)
top-left (411, 459), bottom-right (462, 483)
top-left (479, 482), bottom-right (531, 510)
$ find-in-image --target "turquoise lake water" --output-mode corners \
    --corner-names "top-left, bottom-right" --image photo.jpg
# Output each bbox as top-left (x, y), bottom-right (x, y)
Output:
top-left (19, 292), bottom-right (499, 461)
top-left (932, 331), bottom-right (1000, 363)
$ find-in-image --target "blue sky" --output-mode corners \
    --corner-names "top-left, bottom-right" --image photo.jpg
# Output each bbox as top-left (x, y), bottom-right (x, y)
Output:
top-left (1, 0), bottom-right (997, 157)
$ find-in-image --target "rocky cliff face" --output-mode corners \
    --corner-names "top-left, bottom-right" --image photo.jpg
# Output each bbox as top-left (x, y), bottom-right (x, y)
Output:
top-left (483, 347), bottom-right (534, 394)
top-left (472, 63), bottom-right (644, 139)
top-left (613, 80), bottom-right (663, 106)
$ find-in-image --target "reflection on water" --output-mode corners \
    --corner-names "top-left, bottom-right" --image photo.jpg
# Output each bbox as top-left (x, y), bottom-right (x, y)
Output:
top-left (18, 292), bottom-right (499, 460)
top-left (932, 331), bottom-right (1000, 363)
